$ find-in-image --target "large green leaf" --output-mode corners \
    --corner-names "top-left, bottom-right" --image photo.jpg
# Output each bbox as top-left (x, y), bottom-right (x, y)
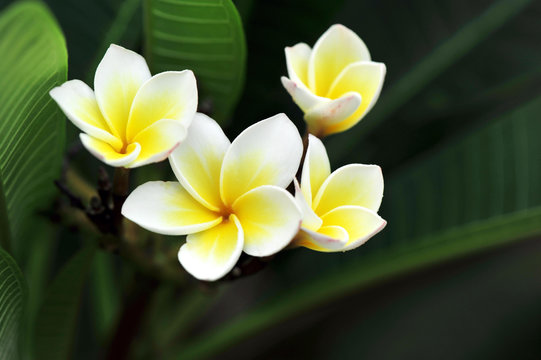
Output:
top-left (144, 0), bottom-right (247, 123)
top-left (34, 245), bottom-right (96, 360)
top-left (173, 94), bottom-right (541, 359)
top-left (0, 1), bottom-right (67, 251)
top-left (0, 247), bottom-right (25, 360)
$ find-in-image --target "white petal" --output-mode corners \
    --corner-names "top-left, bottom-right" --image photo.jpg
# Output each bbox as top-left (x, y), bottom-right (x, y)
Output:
top-left (169, 113), bottom-right (230, 212)
top-left (325, 61), bottom-right (386, 134)
top-left (50, 80), bottom-right (122, 150)
top-left (121, 181), bottom-right (222, 235)
top-left (220, 113), bottom-right (303, 206)
top-left (294, 178), bottom-right (322, 232)
top-left (314, 164), bottom-right (384, 215)
top-left (321, 205), bottom-right (386, 251)
top-left (178, 214), bottom-right (243, 281)
top-left (233, 185), bottom-right (302, 257)
top-left (127, 119), bottom-right (187, 168)
top-left (300, 134), bottom-right (331, 205)
top-left (308, 24), bottom-right (371, 96)
top-left (281, 76), bottom-right (327, 113)
top-left (94, 44), bottom-right (151, 140)
top-left (126, 70), bottom-right (197, 141)
top-left (304, 92), bottom-right (362, 136)
top-left (285, 43), bottom-right (311, 87)
top-left (297, 225), bottom-right (349, 252)
top-left (80, 133), bottom-right (140, 167)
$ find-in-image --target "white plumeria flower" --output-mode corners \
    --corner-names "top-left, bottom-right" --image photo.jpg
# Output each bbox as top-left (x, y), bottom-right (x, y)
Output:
top-left (281, 24), bottom-right (386, 137)
top-left (122, 113), bottom-right (304, 281)
top-left (293, 135), bottom-right (386, 252)
top-left (50, 44), bottom-right (197, 168)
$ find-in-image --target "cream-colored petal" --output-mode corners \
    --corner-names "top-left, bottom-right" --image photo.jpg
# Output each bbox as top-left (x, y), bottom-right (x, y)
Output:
top-left (308, 24), bottom-right (371, 96)
top-left (232, 185), bottom-right (301, 257)
top-left (304, 92), bottom-right (362, 136)
top-left (121, 181), bottom-right (223, 235)
top-left (80, 133), bottom-right (140, 167)
top-left (300, 135), bottom-right (331, 205)
top-left (295, 225), bottom-right (349, 252)
top-left (126, 70), bottom-right (197, 141)
top-left (325, 61), bottom-right (386, 135)
top-left (178, 214), bottom-right (243, 281)
top-left (94, 44), bottom-right (151, 141)
top-left (169, 113), bottom-right (230, 212)
top-left (50, 80), bottom-right (122, 151)
top-left (294, 179), bottom-right (322, 232)
top-left (321, 205), bottom-right (386, 251)
top-left (220, 113), bottom-right (303, 206)
top-left (285, 43), bottom-right (311, 87)
top-left (281, 76), bottom-right (327, 113)
top-left (127, 119), bottom-right (186, 168)
top-left (313, 164), bottom-right (384, 215)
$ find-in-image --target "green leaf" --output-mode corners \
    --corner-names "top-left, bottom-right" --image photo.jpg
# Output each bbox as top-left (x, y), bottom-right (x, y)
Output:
top-left (144, 0), bottom-right (247, 123)
top-left (34, 245), bottom-right (96, 360)
top-left (173, 95), bottom-right (541, 359)
top-left (0, 1), bottom-right (67, 251)
top-left (0, 247), bottom-right (25, 360)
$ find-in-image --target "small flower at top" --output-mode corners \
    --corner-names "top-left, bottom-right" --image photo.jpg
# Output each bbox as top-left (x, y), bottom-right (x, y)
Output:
top-left (121, 113), bottom-right (303, 281)
top-left (50, 44), bottom-right (197, 168)
top-left (281, 24), bottom-right (386, 137)
top-left (293, 135), bottom-right (386, 252)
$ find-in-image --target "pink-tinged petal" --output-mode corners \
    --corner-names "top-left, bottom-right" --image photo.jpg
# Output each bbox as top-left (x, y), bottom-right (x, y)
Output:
top-left (325, 61), bottom-right (386, 135)
top-left (178, 214), bottom-right (243, 281)
top-left (281, 76), bottom-right (327, 113)
top-left (121, 181), bottom-right (222, 235)
top-left (314, 164), bottom-right (384, 215)
top-left (233, 185), bottom-right (302, 257)
top-left (169, 113), bottom-right (230, 212)
top-left (79, 133), bottom-right (140, 167)
top-left (50, 80), bottom-right (122, 151)
top-left (308, 24), bottom-right (371, 96)
top-left (321, 205), bottom-right (386, 251)
top-left (94, 44), bottom-right (151, 140)
top-left (295, 225), bottom-right (349, 252)
top-left (304, 92), bottom-right (362, 136)
top-left (220, 113), bottom-right (303, 206)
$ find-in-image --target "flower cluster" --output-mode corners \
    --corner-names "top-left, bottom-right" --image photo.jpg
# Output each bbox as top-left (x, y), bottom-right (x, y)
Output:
top-left (51, 25), bottom-right (387, 281)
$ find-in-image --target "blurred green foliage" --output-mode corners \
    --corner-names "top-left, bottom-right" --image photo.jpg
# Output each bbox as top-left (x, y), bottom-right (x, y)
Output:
top-left (0, 0), bottom-right (540, 359)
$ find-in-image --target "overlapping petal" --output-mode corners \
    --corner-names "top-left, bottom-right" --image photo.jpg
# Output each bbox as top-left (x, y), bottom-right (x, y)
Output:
top-left (178, 215), bottom-right (243, 281)
top-left (281, 76), bottom-right (327, 113)
top-left (308, 24), bottom-right (371, 96)
top-left (313, 164), bottom-right (384, 216)
top-left (49, 80), bottom-right (122, 151)
top-left (296, 225), bottom-right (349, 252)
top-left (325, 61), bottom-right (386, 134)
top-left (294, 179), bottom-right (322, 232)
top-left (321, 205), bottom-right (386, 250)
top-left (80, 134), bottom-right (140, 167)
top-left (285, 43), bottom-right (311, 88)
top-left (303, 92), bottom-right (362, 136)
top-left (94, 44), bottom-right (151, 141)
top-left (170, 113), bottom-right (230, 212)
top-left (300, 135), bottom-right (331, 204)
top-left (121, 181), bottom-right (222, 235)
top-left (128, 119), bottom-right (186, 168)
top-left (220, 113), bottom-right (303, 206)
top-left (233, 185), bottom-right (302, 257)
top-left (126, 70), bottom-right (197, 141)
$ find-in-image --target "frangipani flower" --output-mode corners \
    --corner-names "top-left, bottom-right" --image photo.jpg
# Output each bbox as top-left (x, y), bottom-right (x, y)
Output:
top-left (50, 44), bottom-right (197, 168)
top-left (281, 24), bottom-right (386, 137)
top-left (122, 113), bottom-right (303, 280)
top-left (293, 135), bottom-right (386, 252)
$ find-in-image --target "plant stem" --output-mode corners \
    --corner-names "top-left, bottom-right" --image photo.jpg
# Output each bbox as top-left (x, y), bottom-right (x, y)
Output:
top-left (112, 167), bottom-right (130, 237)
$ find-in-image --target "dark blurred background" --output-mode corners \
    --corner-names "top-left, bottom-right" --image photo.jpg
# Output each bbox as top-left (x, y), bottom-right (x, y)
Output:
top-left (1, 0), bottom-right (540, 358)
